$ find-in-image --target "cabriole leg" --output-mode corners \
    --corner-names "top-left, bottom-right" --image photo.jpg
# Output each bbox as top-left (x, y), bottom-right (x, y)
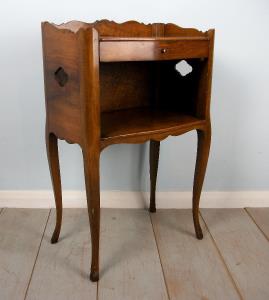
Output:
top-left (192, 126), bottom-right (211, 239)
top-left (82, 147), bottom-right (100, 282)
top-left (149, 140), bottom-right (160, 213)
top-left (46, 130), bottom-right (63, 244)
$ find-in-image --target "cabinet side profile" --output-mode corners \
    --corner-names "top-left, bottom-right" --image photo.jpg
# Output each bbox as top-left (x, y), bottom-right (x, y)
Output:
top-left (42, 22), bottom-right (83, 144)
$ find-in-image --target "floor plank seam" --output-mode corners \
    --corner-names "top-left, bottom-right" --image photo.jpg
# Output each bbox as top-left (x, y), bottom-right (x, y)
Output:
top-left (23, 209), bottom-right (52, 300)
top-left (149, 212), bottom-right (171, 300)
top-left (244, 208), bottom-right (269, 243)
top-left (199, 212), bottom-right (244, 300)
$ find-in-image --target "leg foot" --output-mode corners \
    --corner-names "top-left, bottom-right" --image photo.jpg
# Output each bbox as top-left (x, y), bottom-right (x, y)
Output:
top-left (90, 270), bottom-right (99, 282)
top-left (51, 232), bottom-right (59, 244)
top-left (193, 217), bottom-right (203, 240)
top-left (149, 207), bottom-right (156, 213)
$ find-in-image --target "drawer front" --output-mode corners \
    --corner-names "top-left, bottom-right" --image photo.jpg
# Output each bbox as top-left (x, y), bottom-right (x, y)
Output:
top-left (100, 39), bottom-right (209, 62)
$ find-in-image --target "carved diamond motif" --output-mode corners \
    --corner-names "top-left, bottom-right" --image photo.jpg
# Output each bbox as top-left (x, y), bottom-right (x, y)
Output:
top-left (54, 67), bottom-right (68, 87)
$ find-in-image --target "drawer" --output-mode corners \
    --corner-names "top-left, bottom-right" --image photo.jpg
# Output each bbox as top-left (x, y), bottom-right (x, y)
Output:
top-left (99, 37), bottom-right (209, 62)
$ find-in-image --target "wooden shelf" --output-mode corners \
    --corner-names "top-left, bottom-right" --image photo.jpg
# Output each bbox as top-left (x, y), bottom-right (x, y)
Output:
top-left (101, 107), bottom-right (206, 143)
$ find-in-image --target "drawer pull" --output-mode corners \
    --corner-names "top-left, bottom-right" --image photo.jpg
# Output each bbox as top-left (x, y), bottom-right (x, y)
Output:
top-left (161, 48), bottom-right (167, 54)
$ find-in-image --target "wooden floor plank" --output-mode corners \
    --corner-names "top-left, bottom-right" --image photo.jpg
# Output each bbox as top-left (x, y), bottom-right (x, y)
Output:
top-left (201, 208), bottom-right (269, 300)
top-left (98, 209), bottom-right (168, 300)
top-left (151, 209), bottom-right (240, 300)
top-left (0, 208), bottom-right (49, 300)
top-left (26, 209), bottom-right (97, 300)
top-left (246, 208), bottom-right (269, 240)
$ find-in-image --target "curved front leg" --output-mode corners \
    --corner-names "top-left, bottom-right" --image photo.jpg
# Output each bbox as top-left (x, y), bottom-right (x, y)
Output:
top-left (46, 129), bottom-right (63, 244)
top-left (82, 147), bottom-right (100, 282)
top-left (192, 125), bottom-right (211, 239)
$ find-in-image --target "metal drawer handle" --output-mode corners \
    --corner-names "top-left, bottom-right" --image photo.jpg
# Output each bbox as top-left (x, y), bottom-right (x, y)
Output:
top-left (161, 48), bottom-right (167, 54)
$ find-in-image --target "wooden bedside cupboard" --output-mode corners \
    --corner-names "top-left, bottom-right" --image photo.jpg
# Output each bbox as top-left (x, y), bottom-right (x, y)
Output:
top-left (41, 20), bottom-right (215, 282)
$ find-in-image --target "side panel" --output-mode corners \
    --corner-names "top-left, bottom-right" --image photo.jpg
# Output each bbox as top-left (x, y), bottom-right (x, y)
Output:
top-left (194, 30), bottom-right (215, 119)
top-left (42, 23), bottom-right (82, 143)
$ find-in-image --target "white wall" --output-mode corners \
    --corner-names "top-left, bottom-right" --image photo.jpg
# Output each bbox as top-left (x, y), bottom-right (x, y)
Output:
top-left (0, 0), bottom-right (268, 192)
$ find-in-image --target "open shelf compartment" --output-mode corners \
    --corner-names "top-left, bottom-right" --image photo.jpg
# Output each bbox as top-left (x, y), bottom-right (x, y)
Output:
top-left (101, 107), bottom-right (205, 141)
top-left (99, 59), bottom-right (207, 144)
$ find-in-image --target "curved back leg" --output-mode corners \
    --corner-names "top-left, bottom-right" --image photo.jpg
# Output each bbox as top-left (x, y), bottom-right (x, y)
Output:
top-left (149, 140), bottom-right (160, 213)
top-left (46, 128), bottom-right (63, 244)
top-left (192, 126), bottom-right (211, 239)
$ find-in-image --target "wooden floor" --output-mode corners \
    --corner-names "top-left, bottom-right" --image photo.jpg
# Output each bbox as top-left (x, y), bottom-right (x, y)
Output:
top-left (1, 208), bottom-right (269, 299)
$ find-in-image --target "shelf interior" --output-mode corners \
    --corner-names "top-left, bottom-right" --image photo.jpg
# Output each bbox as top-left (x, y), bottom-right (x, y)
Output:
top-left (99, 59), bottom-right (207, 144)
top-left (101, 107), bottom-right (205, 141)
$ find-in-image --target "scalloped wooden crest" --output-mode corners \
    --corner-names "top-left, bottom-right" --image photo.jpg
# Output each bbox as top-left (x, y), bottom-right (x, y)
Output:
top-left (42, 20), bottom-right (209, 37)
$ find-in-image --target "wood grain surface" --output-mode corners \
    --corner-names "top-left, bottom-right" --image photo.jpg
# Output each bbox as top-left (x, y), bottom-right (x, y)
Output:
top-left (1, 208), bottom-right (269, 299)
top-left (26, 209), bottom-right (97, 300)
top-left (151, 209), bottom-right (240, 300)
top-left (0, 209), bottom-right (49, 300)
top-left (246, 208), bottom-right (269, 240)
top-left (98, 209), bottom-right (168, 300)
top-left (201, 208), bottom-right (269, 300)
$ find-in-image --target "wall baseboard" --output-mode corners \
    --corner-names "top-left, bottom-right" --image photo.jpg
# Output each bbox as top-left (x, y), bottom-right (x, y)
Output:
top-left (0, 190), bottom-right (268, 208)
